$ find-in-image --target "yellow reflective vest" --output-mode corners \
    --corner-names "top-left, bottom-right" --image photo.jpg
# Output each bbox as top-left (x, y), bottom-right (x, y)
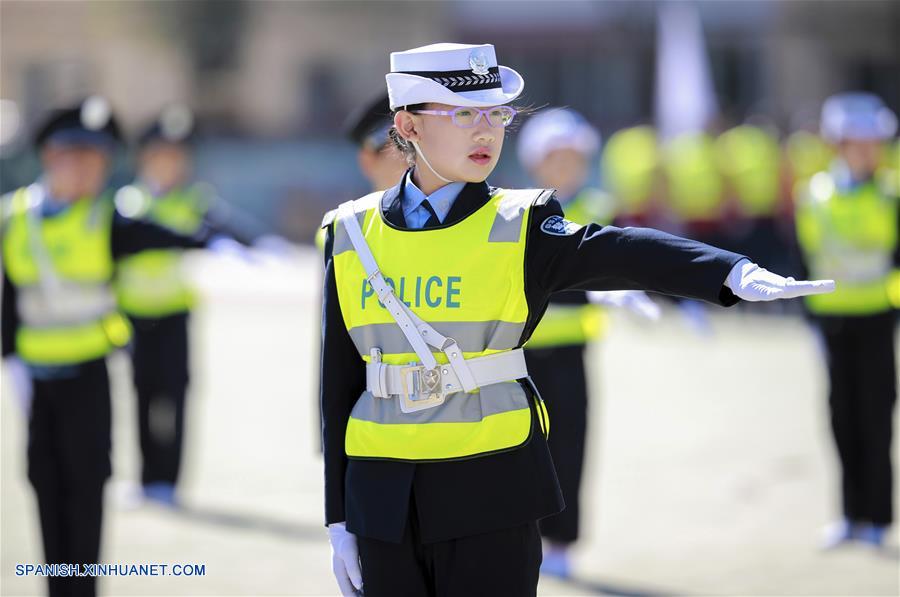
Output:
top-left (715, 125), bottom-right (781, 218)
top-left (662, 131), bottom-right (724, 221)
top-left (525, 188), bottom-right (609, 349)
top-left (1, 186), bottom-right (131, 365)
top-left (114, 185), bottom-right (207, 317)
top-left (795, 172), bottom-right (898, 315)
top-left (786, 130), bottom-right (834, 185)
top-left (601, 126), bottom-right (658, 217)
top-left (326, 188), bottom-right (550, 461)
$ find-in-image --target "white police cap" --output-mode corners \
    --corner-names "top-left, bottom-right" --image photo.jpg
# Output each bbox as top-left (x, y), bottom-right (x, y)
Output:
top-left (517, 108), bottom-right (600, 170)
top-left (821, 92), bottom-right (898, 142)
top-left (386, 43), bottom-right (524, 110)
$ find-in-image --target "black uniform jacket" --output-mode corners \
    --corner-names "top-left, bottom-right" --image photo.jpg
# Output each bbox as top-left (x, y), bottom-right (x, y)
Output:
top-left (321, 175), bottom-right (746, 544)
top-left (2, 200), bottom-right (212, 359)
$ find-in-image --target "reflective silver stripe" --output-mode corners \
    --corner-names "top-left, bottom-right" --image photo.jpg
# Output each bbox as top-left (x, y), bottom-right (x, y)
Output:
top-left (813, 246), bottom-right (891, 283)
top-left (349, 320), bottom-right (524, 354)
top-left (488, 188), bottom-right (543, 243)
top-left (329, 192), bottom-right (382, 256)
top-left (332, 210), bottom-right (366, 256)
top-left (367, 348), bottom-right (529, 399)
top-left (350, 381), bottom-right (529, 424)
top-left (17, 283), bottom-right (117, 328)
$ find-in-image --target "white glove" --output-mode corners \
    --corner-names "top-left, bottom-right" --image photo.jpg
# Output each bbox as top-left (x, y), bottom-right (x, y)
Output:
top-left (587, 290), bottom-right (661, 321)
top-left (725, 259), bottom-right (835, 302)
top-left (328, 522), bottom-right (363, 596)
top-left (252, 234), bottom-right (295, 258)
top-left (207, 235), bottom-right (253, 262)
top-left (3, 356), bottom-right (33, 415)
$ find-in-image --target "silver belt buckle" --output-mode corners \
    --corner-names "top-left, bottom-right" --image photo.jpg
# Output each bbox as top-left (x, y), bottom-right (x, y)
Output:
top-left (398, 365), bottom-right (445, 413)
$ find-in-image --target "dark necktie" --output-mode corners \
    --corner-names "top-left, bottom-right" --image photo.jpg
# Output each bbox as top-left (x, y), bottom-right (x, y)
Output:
top-left (421, 199), bottom-right (441, 229)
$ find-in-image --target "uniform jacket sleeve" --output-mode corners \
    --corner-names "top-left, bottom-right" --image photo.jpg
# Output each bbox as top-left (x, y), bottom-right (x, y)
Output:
top-left (895, 198), bottom-right (900, 268)
top-left (2, 269), bottom-right (18, 358)
top-left (320, 223), bottom-right (366, 525)
top-left (522, 198), bottom-right (746, 340)
top-left (202, 201), bottom-right (261, 246)
top-left (110, 211), bottom-right (212, 259)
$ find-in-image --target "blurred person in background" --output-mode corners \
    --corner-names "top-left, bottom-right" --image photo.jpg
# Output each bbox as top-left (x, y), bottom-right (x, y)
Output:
top-left (715, 121), bottom-right (790, 276)
top-left (794, 92), bottom-right (899, 550)
top-left (517, 108), bottom-right (659, 578)
top-left (320, 42), bottom-right (835, 597)
top-left (0, 98), bottom-right (225, 597)
top-left (659, 129), bottom-right (729, 332)
top-left (345, 93), bottom-right (410, 193)
top-left (785, 123), bottom-right (835, 191)
top-left (660, 129), bottom-right (726, 244)
top-left (600, 125), bottom-right (661, 228)
top-left (114, 105), bottom-right (257, 507)
top-left (316, 93), bottom-right (408, 253)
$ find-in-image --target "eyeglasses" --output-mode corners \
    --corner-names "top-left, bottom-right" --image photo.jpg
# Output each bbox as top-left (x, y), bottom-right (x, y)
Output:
top-left (411, 106), bottom-right (517, 129)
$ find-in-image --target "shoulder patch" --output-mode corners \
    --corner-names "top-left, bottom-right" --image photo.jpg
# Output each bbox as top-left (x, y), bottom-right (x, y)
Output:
top-left (540, 215), bottom-right (581, 236)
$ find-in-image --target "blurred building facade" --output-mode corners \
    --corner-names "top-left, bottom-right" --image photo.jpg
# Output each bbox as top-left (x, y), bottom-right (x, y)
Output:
top-left (1, 0), bottom-right (897, 240)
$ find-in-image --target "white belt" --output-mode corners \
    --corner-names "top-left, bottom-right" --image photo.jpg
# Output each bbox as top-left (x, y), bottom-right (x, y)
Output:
top-left (366, 348), bottom-right (529, 413)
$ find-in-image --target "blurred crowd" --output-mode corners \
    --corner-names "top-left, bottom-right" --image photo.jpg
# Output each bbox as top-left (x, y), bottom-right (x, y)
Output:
top-left (558, 121), bottom-right (899, 282)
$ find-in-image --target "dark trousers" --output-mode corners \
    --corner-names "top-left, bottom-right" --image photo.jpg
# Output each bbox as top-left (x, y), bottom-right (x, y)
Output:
top-left (357, 497), bottom-right (542, 597)
top-left (28, 359), bottom-right (111, 597)
top-left (130, 313), bottom-right (190, 486)
top-left (525, 345), bottom-right (589, 545)
top-left (819, 311), bottom-right (897, 525)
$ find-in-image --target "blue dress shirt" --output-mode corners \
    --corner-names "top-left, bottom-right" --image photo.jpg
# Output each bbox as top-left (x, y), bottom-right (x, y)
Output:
top-left (402, 174), bottom-right (466, 229)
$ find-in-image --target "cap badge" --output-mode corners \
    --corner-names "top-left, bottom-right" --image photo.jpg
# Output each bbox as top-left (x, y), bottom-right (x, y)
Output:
top-left (468, 50), bottom-right (489, 76)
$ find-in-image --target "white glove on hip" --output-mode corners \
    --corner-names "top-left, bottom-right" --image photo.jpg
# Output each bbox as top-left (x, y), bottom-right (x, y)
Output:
top-left (725, 259), bottom-right (835, 302)
top-left (252, 234), bottom-right (295, 258)
top-left (587, 290), bottom-right (661, 321)
top-left (328, 522), bottom-right (363, 596)
top-left (207, 235), bottom-right (254, 262)
top-left (3, 356), bottom-right (33, 415)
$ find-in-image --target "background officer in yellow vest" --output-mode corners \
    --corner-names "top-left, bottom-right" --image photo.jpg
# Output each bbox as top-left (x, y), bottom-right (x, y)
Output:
top-left (794, 92), bottom-right (899, 550)
top-left (600, 125), bottom-right (660, 228)
top-left (1, 98), bottom-right (220, 597)
top-left (320, 43), bottom-right (834, 597)
top-left (785, 127), bottom-right (834, 189)
top-left (716, 122), bottom-right (790, 276)
top-left (660, 129), bottom-right (726, 242)
top-left (517, 107), bottom-right (659, 578)
top-left (114, 105), bottom-right (256, 507)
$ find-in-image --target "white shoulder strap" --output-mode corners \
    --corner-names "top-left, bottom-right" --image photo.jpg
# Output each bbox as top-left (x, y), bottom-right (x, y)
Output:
top-left (23, 184), bottom-right (64, 297)
top-left (336, 199), bottom-right (478, 390)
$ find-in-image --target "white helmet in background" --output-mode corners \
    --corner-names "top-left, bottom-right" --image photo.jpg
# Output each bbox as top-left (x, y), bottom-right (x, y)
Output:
top-left (517, 108), bottom-right (600, 171)
top-left (820, 92), bottom-right (898, 143)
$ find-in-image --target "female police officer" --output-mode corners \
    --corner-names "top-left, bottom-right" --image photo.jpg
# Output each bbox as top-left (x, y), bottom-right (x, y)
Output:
top-left (319, 43), bottom-right (834, 597)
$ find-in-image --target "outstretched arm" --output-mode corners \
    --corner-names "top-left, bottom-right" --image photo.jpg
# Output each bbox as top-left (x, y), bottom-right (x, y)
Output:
top-left (527, 198), bottom-right (832, 304)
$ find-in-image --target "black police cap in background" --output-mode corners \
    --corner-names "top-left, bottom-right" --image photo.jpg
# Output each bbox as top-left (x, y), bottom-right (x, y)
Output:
top-left (137, 104), bottom-right (196, 148)
top-left (34, 96), bottom-right (122, 149)
top-left (342, 93), bottom-right (393, 149)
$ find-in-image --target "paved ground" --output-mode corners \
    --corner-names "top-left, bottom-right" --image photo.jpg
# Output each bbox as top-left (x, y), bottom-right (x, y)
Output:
top-left (2, 249), bottom-right (898, 596)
